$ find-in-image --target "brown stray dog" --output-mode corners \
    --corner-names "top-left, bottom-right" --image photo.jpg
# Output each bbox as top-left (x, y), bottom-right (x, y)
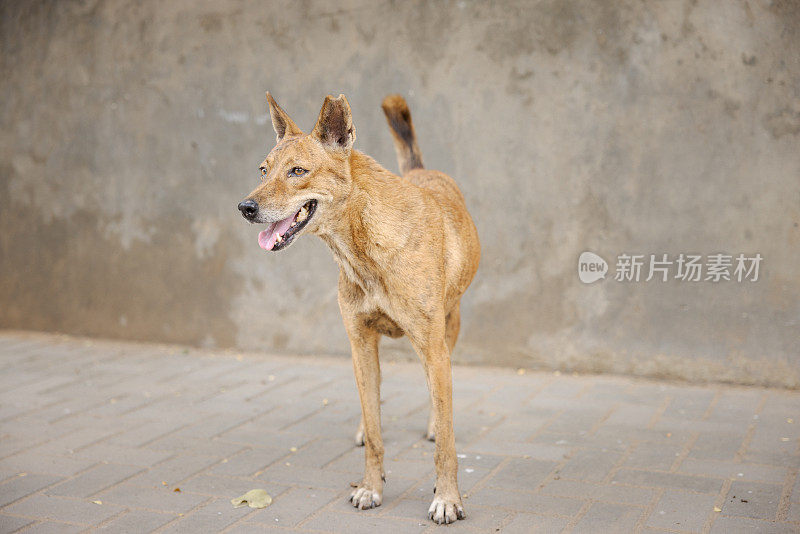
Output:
top-left (237, 93), bottom-right (480, 524)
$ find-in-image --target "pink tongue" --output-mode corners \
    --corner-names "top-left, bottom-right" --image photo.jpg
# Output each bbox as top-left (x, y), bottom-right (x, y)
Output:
top-left (257, 211), bottom-right (296, 251)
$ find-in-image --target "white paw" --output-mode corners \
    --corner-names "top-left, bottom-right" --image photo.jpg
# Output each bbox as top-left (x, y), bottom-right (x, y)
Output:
top-left (354, 427), bottom-right (365, 447)
top-left (428, 495), bottom-right (465, 524)
top-left (350, 486), bottom-right (382, 510)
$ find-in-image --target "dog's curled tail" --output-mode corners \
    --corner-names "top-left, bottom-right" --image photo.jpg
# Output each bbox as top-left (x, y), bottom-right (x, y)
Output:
top-left (381, 94), bottom-right (424, 176)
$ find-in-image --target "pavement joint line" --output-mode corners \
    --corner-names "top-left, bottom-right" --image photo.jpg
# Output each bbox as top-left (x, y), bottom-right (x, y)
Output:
top-left (587, 404), bottom-right (618, 436)
top-left (0, 494), bottom-right (106, 525)
top-left (734, 391), bottom-right (769, 462)
top-left (277, 405), bottom-right (328, 433)
top-left (634, 486), bottom-right (665, 532)
top-left (776, 466), bottom-right (798, 521)
top-left (195, 380), bottom-right (251, 403)
top-left (151, 495), bottom-right (215, 534)
top-left (294, 487), bottom-right (354, 529)
top-left (84, 505), bottom-right (130, 531)
top-left (648, 395), bottom-right (672, 429)
top-left (701, 389), bottom-right (723, 420)
top-left (130, 421), bottom-right (197, 450)
top-left (462, 456), bottom-right (512, 499)
top-left (525, 406), bottom-right (568, 443)
top-left (669, 431), bottom-right (700, 472)
top-left (5, 515), bottom-right (91, 529)
top-left (562, 498), bottom-right (594, 533)
top-left (702, 477), bottom-right (732, 533)
top-left (571, 381), bottom-right (596, 401)
top-left (601, 441), bottom-right (637, 485)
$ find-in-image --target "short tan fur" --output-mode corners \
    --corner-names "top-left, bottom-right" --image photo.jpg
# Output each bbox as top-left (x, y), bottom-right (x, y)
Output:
top-left (239, 93), bottom-right (480, 524)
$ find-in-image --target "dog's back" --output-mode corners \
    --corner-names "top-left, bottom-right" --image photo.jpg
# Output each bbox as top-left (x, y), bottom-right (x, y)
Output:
top-left (381, 95), bottom-right (480, 303)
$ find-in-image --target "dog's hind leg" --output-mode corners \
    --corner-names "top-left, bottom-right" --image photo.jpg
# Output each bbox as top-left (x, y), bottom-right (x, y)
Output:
top-left (344, 317), bottom-right (385, 510)
top-left (426, 303), bottom-right (461, 442)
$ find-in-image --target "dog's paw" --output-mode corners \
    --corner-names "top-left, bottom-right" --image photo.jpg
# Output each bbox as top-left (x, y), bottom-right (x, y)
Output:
top-left (428, 495), bottom-right (465, 524)
top-left (425, 429), bottom-right (436, 442)
top-left (350, 485), bottom-right (382, 510)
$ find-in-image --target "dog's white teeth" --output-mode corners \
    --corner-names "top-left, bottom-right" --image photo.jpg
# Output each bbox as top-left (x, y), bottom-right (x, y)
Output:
top-left (276, 235), bottom-right (282, 242)
top-left (290, 221), bottom-right (296, 227)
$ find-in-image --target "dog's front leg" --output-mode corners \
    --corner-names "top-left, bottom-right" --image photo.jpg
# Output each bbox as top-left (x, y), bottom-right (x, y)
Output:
top-left (344, 317), bottom-right (384, 510)
top-left (412, 332), bottom-right (465, 524)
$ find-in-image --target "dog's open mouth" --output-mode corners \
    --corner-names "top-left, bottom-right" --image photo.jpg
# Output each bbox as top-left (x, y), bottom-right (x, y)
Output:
top-left (258, 200), bottom-right (317, 252)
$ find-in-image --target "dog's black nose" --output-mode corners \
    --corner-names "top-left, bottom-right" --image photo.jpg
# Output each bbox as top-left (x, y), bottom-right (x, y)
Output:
top-left (238, 199), bottom-right (259, 220)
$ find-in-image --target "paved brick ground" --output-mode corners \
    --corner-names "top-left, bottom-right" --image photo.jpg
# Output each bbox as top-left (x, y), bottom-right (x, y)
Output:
top-left (0, 332), bottom-right (798, 533)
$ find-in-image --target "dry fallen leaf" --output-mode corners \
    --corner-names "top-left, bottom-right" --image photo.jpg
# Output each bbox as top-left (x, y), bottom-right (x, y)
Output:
top-left (516, 368), bottom-right (526, 375)
top-left (161, 481), bottom-right (168, 486)
top-left (92, 500), bottom-right (102, 505)
top-left (173, 488), bottom-right (181, 492)
top-left (713, 506), bottom-right (722, 512)
top-left (231, 489), bottom-right (272, 509)
top-left (289, 447), bottom-right (297, 452)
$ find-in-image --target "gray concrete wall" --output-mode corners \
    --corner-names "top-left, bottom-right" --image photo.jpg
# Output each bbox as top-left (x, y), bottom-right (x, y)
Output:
top-left (1, 0), bottom-right (798, 386)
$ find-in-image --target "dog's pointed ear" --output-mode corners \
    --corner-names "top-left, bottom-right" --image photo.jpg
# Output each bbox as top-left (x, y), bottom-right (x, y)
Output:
top-left (311, 94), bottom-right (355, 152)
top-left (266, 92), bottom-right (303, 143)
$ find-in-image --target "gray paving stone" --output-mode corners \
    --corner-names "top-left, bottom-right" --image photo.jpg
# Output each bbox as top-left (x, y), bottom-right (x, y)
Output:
top-left (72, 443), bottom-right (174, 467)
top-left (2, 494), bottom-right (126, 525)
top-left (469, 487), bottom-right (584, 515)
top-left (94, 483), bottom-right (210, 514)
top-left (710, 515), bottom-right (798, 533)
top-left (13, 521), bottom-right (86, 533)
top-left (485, 458), bottom-right (557, 491)
top-left (572, 502), bottom-right (643, 533)
top-left (613, 468), bottom-right (724, 494)
top-left (210, 448), bottom-right (287, 478)
top-left (96, 509), bottom-right (177, 532)
top-left (0, 451), bottom-right (96, 479)
top-left (0, 514), bottom-right (34, 532)
top-left (246, 486), bottom-right (342, 527)
top-left (178, 474), bottom-right (286, 498)
top-left (540, 479), bottom-right (657, 506)
top-left (646, 490), bottom-right (717, 531)
top-left (1, 333), bottom-right (800, 532)
top-left (159, 497), bottom-right (249, 533)
top-left (625, 441), bottom-right (684, 471)
top-left (123, 453), bottom-right (222, 487)
top-left (678, 458), bottom-right (788, 484)
top-left (558, 448), bottom-right (623, 482)
top-left (0, 473), bottom-right (63, 507)
top-left (721, 481), bottom-right (783, 520)
top-left (500, 512), bottom-right (571, 533)
top-left (45, 463), bottom-right (143, 498)
top-left (302, 510), bottom-right (427, 533)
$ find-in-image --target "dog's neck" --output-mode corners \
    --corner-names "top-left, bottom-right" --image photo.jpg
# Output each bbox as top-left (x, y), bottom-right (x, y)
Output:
top-left (317, 150), bottom-right (409, 290)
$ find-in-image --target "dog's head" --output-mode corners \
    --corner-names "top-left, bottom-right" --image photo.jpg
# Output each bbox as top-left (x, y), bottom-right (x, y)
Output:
top-left (238, 93), bottom-right (356, 251)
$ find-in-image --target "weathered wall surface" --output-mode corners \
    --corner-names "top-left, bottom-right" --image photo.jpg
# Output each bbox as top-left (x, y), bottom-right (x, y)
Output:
top-left (1, 1), bottom-right (798, 386)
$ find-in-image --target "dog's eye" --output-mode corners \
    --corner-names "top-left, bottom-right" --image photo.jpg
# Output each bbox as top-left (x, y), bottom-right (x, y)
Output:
top-left (259, 167), bottom-right (267, 178)
top-left (288, 167), bottom-right (307, 177)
